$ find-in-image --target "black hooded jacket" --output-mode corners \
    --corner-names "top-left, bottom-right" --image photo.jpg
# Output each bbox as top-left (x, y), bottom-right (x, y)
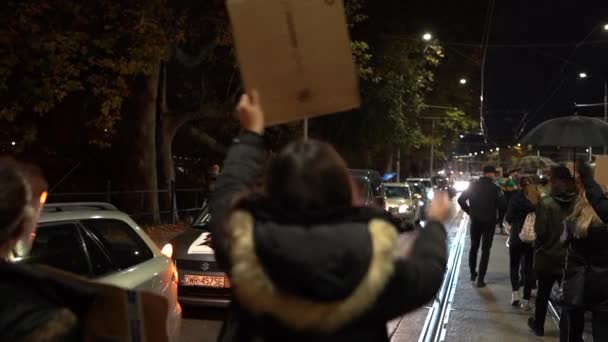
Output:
top-left (458, 177), bottom-right (506, 223)
top-left (209, 132), bottom-right (448, 342)
top-left (505, 190), bottom-right (536, 247)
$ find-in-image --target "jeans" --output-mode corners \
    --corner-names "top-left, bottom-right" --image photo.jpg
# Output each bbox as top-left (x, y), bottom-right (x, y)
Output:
top-left (534, 271), bottom-right (561, 330)
top-left (509, 242), bottom-right (534, 299)
top-left (469, 220), bottom-right (496, 280)
top-left (563, 309), bottom-right (608, 342)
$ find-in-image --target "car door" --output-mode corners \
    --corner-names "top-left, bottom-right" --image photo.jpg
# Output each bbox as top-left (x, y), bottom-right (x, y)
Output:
top-left (79, 218), bottom-right (165, 292)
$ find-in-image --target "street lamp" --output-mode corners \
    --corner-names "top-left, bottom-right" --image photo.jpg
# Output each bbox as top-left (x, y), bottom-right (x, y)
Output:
top-left (459, 78), bottom-right (468, 85)
top-left (579, 72), bottom-right (588, 79)
top-left (422, 33), bottom-right (433, 41)
top-left (11, 141), bottom-right (16, 146)
top-left (496, 147), bottom-right (500, 151)
top-left (604, 23), bottom-right (608, 31)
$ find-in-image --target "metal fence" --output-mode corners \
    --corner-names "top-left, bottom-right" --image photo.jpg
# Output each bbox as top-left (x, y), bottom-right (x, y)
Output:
top-left (47, 181), bottom-right (208, 225)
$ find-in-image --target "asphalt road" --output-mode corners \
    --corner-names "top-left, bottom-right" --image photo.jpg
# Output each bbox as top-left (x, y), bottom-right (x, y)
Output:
top-left (180, 307), bottom-right (225, 342)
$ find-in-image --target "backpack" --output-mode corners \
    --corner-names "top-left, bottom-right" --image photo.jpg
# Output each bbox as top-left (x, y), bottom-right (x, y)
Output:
top-left (519, 213), bottom-right (537, 243)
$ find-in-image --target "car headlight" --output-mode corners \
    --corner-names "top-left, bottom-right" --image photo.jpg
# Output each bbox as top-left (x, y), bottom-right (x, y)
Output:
top-left (398, 205), bottom-right (409, 213)
top-left (454, 181), bottom-right (470, 192)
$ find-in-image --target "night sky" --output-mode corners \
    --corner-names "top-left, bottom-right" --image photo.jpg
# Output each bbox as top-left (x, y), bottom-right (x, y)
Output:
top-left (400, 0), bottom-right (608, 144)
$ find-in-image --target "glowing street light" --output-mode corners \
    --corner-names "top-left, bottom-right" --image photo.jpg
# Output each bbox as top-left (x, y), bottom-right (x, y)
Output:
top-left (604, 23), bottom-right (608, 31)
top-left (496, 147), bottom-right (500, 151)
top-left (579, 72), bottom-right (588, 79)
top-left (422, 33), bottom-right (433, 41)
top-left (11, 141), bottom-right (16, 146)
top-left (459, 134), bottom-right (465, 139)
top-left (459, 78), bottom-right (468, 85)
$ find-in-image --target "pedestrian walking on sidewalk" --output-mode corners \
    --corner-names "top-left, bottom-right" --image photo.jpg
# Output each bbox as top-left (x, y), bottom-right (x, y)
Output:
top-left (528, 165), bottom-right (576, 337)
top-left (209, 90), bottom-right (450, 342)
top-left (458, 165), bottom-right (507, 288)
top-left (560, 160), bottom-right (608, 341)
top-left (498, 169), bottom-right (520, 235)
top-left (505, 176), bottom-right (539, 310)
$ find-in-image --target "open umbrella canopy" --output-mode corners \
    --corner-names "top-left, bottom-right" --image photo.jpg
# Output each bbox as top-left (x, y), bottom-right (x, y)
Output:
top-left (520, 115), bottom-right (608, 147)
top-left (516, 156), bottom-right (556, 173)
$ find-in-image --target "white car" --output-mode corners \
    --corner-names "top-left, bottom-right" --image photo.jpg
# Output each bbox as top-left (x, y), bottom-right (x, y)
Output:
top-left (14, 202), bottom-right (181, 341)
top-left (406, 178), bottom-right (434, 200)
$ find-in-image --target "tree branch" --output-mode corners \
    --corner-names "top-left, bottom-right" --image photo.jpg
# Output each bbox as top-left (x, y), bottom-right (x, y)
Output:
top-left (186, 126), bottom-right (227, 154)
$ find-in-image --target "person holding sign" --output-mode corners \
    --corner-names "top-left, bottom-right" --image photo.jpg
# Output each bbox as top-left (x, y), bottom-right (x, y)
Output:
top-left (209, 91), bottom-right (450, 342)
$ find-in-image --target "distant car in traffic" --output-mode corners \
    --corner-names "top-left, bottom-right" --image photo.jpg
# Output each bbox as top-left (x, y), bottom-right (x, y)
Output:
top-left (168, 204), bottom-right (231, 307)
top-left (407, 177), bottom-right (434, 200)
top-left (405, 181), bottom-right (429, 221)
top-left (14, 202), bottom-right (182, 341)
top-left (350, 169), bottom-right (387, 208)
top-left (384, 182), bottom-right (421, 228)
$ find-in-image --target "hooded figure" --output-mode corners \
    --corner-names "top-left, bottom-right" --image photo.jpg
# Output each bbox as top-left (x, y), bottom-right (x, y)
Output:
top-left (209, 91), bottom-right (449, 342)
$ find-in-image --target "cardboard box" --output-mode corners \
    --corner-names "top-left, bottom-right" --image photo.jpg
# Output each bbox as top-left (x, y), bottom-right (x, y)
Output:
top-left (227, 0), bottom-right (361, 126)
top-left (36, 265), bottom-right (170, 342)
top-left (594, 155), bottom-right (608, 190)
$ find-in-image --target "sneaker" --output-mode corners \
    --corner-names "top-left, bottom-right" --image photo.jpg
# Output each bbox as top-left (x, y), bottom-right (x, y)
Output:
top-left (521, 299), bottom-right (531, 311)
top-left (471, 272), bottom-right (478, 282)
top-left (511, 291), bottom-right (520, 306)
top-left (527, 317), bottom-right (544, 337)
top-left (476, 280), bottom-right (487, 288)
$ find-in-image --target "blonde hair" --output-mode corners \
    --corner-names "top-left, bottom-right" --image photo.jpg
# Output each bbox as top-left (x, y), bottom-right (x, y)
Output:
top-left (520, 176), bottom-right (540, 206)
top-left (568, 192), bottom-right (601, 239)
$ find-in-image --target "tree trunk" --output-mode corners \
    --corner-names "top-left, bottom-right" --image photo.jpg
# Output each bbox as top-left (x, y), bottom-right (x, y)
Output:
top-left (123, 63), bottom-right (161, 224)
top-left (158, 115), bottom-right (177, 216)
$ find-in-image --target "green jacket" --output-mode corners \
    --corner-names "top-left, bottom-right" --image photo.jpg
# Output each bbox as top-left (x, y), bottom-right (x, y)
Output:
top-left (533, 192), bottom-right (576, 275)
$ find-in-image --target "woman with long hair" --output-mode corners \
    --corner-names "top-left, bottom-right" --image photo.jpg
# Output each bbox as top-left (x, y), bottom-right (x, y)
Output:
top-left (209, 91), bottom-right (451, 342)
top-left (562, 188), bottom-right (608, 341)
top-left (505, 176), bottom-right (539, 310)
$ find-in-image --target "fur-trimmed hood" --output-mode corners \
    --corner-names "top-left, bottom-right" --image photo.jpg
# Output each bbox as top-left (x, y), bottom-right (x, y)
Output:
top-left (224, 207), bottom-right (399, 333)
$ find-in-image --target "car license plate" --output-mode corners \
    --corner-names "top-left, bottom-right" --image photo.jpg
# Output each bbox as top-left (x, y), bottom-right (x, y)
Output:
top-left (183, 274), bottom-right (230, 288)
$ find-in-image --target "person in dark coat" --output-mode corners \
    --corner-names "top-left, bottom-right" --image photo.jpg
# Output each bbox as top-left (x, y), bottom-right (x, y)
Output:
top-left (562, 189), bottom-right (608, 341)
top-left (505, 176), bottom-right (539, 310)
top-left (209, 91), bottom-right (450, 342)
top-left (528, 165), bottom-right (577, 337)
top-left (0, 158), bottom-right (95, 341)
top-left (458, 165), bottom-right (507, 288)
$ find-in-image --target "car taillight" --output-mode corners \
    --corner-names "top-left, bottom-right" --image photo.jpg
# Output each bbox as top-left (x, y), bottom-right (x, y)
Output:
top-left (161, 243), bottom-right (173, 259)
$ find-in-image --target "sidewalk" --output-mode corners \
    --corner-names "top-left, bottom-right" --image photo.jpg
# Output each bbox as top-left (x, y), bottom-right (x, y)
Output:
top-left (444, 229), bottom-right (560, 342)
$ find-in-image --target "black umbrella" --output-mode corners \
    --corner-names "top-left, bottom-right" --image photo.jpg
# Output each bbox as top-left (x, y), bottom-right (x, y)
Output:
top-left (520, 115), bottom-right (608, 147)
top-left (516, 156), bottom-right (556, 173)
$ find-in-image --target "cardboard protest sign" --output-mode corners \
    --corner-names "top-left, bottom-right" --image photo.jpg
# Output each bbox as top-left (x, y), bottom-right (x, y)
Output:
top-left (594, 155), bottom-right (608, 190)
top-left (36, 265), bottom-right (170, 342)
top-left (227, 0), bottom-right (361, 126)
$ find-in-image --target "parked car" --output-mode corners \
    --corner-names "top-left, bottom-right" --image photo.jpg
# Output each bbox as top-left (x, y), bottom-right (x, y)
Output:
top-left (13, 202), bottom-right (182, 341)
top-left (406, 181), bottom-right (429, 220)
top-left (168, 204), bottom-right (231, 307)
top-left (384, 182), bottom-right (421, 228)
top-left (406, 177), bottom-right (434, 200)
top-left (350, 169), bottom-right (387, 208)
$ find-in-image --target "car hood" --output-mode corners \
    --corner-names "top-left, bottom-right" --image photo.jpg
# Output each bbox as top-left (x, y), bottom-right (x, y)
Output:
top-left (170, 228), bottom-right (216, 262)
top-left (386, 198), bottom-right (412, 206)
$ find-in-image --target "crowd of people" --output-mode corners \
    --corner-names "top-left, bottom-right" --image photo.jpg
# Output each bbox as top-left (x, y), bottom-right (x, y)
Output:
top-left (0, 91), bottom-right (452, 341)
top-left (459, 159), bottom-right (608, 341)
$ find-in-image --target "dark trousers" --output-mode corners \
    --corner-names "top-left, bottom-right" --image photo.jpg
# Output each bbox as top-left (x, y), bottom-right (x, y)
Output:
top-left (564, 309), bottom-right (608, 342)
top-left (534, 271), bottom-right (561, 330)
top-left (509, 242), bottom-right (534, 299)
top-left (469, 220), bottom-right (496, 280)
